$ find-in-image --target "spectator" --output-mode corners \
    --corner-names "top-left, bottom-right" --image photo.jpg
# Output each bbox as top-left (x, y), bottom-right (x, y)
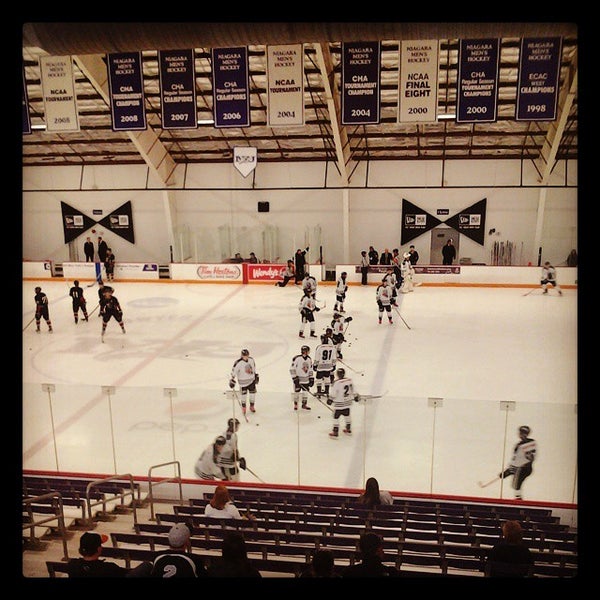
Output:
top-left (204, 484), bottom-right (251, 520)
top-left (275, 259), bottom-right (295, 287)
top-left (408, 245), bottom-right (419, 265)
top-left (206, 531), bottom-right (262, 578)
top-left (300, 549), bottom-right (339, 578)
top-left (83, 236), bottom-right (94, 262)
top-left (342, 532), bottom-right (400, 577)
top-left (368, 245), bottom-right (379, 265)
top-left (294, 247), bottom-right (309, 284)
top-left (566, 249), bottom-right (577, 267)
top-left (484, 520), bottom-right (534, 577)
top-left (67, 532), bottom-right (151, 577)
top-left (150, 523), bottom-right (207, 578)
top-left (248, 252), bottom-right (259, 263)
top-left (360, 250), bottom-right (370, 285)
top-left (97, 236), bottom-right (108, 263)
top-left (357, 477), bottom-right (393, 507)
top-left (379, 248), bottom-right (393, 265)
top-left (442, 238), bottom-right (456, 265)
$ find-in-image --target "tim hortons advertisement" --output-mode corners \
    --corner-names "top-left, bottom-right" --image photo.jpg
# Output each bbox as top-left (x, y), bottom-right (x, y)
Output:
top-left (247, 264), bottom-right (287, 282)
top-left (196, 264), bottom-right (243, 281)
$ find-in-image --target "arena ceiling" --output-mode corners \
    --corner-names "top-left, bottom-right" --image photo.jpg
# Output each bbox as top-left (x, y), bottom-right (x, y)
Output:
top-left (22, 22), bottom-right (578, 185)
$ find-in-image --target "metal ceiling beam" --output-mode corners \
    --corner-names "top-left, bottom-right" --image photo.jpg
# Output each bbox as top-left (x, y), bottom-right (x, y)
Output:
top-left (314, 42), bottom-right (349, 185)
top-left (72, 54), bottom-right (178, 185)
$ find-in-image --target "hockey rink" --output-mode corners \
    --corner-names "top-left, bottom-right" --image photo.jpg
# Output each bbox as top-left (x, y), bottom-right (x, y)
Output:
top-left (22, 279), bottom-right (578, 504)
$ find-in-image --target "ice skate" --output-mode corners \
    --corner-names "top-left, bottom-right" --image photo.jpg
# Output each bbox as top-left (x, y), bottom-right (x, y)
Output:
top-left (310, 332), bottom-right (317, 338)
top-left (343, 426), bottom-right (352, 435)
top-left (329, 429), bottom-right (339, 438)
top-left (242, 405), bottom-right (247, 415)
top-left (301, 403), bottom-right (311, 410)
top-left (299, 332), bottom-right (305, 338)
top-left (293, 402), bottom-right (298, 411)
top-left (250, 405), bottom-right (256, 413)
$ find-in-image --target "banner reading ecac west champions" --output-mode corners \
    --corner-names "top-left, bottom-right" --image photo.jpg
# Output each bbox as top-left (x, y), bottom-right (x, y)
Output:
top-left (267, 44), bottom-right (304, 126)
top-left (457, 39), bottom-right (500, 123)
top-left (212, 47), bottom-right (250, 128)
top-left (107, 52), bottom-right (147, 131)
top-left (158, 49), bottom-right (197, 130)
top-left (398, 40), bottom-right (439, 123)
top-left (516, 37), bottom-right (562, 121)
top-left (341, 42), bottom-right (380, 125)
top-left (39, 55), bottom-right (80, 132)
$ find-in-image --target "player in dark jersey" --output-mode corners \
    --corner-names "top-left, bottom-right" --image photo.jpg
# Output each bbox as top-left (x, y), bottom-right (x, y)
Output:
top-left (34, 286), bottom-right (53, 333)
top-left (100, 287), bottom-right (125, 341)
top-left (69, 280), bottom-right (89, 323)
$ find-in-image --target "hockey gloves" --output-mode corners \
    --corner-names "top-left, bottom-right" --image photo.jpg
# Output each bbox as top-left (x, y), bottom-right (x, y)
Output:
top-left (229, 379), bottom-right (236, 389)
top-left (309, 377), bottom-right (314, 387)
top-left (326, 398), bottom-right (333, 405)
top-left (292, 376), bottom-right (300, 387)
top-left (344, 316), bottom-right (353, 322)
top-left (255, 373), bottom-right (259, 384)
top-left (238, 457), bottom-right (247, 470)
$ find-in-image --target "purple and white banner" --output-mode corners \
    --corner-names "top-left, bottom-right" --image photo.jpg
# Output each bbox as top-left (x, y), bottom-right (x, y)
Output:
top-left (212, 47), bottom-right (250, 128)
top-left (516, 37), bottom-right (562, 121)
top-left (39, 55), bottom-right (80, 132)
top-left (398, 40), bottom-right (439, 123)
top-left (341, 41), bottom-right (380, 125)
top-left (267, 44), bottom-right (304, 126)
top-left (158, 49), bottom-right (197, 129)
top-left (23, 67), bottom-right (31, 134)
top-left (107, 52), bottom-right (147, 131)
top-left (456, 39), bottom-right (500, 123)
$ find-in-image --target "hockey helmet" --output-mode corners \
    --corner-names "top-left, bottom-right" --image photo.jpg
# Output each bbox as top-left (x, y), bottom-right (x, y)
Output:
top-left (215, 436), bottom-right (227, 446)
top-left (34, 286), bottom-right (41, 293)
top-left (301, 345), bottom-right (310, 353)
top-left (519, 425), bottom-right (531, 435)
top-left (326, 327), bottom-right (333, 336)
top-left (403, 252), bottom-right (411, 259)
top-left (336, 368), bottom-right (345, 379)
top-left (341, 271), bottom-right (347, 277)
top-left (74, 280), bottom-right (80, 286)
top-left (320, 334), bottom-right (328, 343)
top-left (333, 313), bottom-right (341, 320)
top-left (241, 349), bottom-right (250, 356)
top-left (228, 417), bottom-right (240, 429)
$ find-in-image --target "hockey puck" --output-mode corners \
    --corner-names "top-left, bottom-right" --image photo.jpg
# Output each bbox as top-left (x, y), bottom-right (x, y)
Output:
top-left (361, 374), bottom-right (364, 377)
top-left (256, 423), bottom-right (259, 426)
top-left (317, 416), bottom-right (321, 419)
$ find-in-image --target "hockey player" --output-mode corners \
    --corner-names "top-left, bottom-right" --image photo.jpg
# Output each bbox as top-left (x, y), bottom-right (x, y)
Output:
top-left (313, 333), bottom-right (337, 398)
top-left (499, 426), bottom-right (537, 499)
top-left (540, 261), bottom-right (562, 295)
top-left (194, 436), bottom-right (228, 480)
top-left (97, 280), bottom-right (112, 317)
top-left (302, 272), bottom-right (318, 299)
top-left (69, 280), bottom-right (89, 323)
top-left (333, 271), bottom-right (348, 313)
top-left (391, 249), bottom-right (403, 290)
top-left (34, 286), bottom-right (53, 333)
top-left (298, 290), bottom-right (320, 338)
top-left (100, 287), bottom-right (125, 341)
top-left (217, 418), bottom-right (246, 481)
top-left (376, 278), bottom-right (397, 324)
top-left (331, 313), bottom-right (352, 359)
top-left (327, 368), bottom-right (359, 438)
top-left (400, 253), bottom-right (415, 293)
top-left (229, 349), bottom-right (259, 414)
top-left (290, 345), bottom-right (314, 410)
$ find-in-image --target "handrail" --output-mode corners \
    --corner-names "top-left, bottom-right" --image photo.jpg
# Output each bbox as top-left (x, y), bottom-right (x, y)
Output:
top-left (147, 461), bottom-right (183, 521)
top-left (22, 492), bottom-right (69, 560)
top-left (85, 474), bottom-right (138, 528)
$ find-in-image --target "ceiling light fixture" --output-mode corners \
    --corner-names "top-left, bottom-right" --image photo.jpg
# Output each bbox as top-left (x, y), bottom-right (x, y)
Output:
top-left (31, 124), bottom-right (47, 130)
top-left (437, 114), bottom-right (456, 121)
top-left (197, 119), bottom-right (215, 125)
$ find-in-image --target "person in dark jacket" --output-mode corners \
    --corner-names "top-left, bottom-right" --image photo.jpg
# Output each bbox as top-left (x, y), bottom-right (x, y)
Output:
top-left (97, 236), bottom-right (109, 263)
top-left (442, 238), bottom-right (456, 265)
top-left (379, 248), bottom-right (393, 265)
top-left (294, 247), bottom-right (309, 284)
top-left (342, 532), bottom-right (400, 577)
top-left (206, 531), bottom-right (262, 578)
top-left (484, 520), bottom-right (534, 577)
top-left (83, 236), bottom-right (95, 262)
top-left (368, 246), bottom-right (379, 265)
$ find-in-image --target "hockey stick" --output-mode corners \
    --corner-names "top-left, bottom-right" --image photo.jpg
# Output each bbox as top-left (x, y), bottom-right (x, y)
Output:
top-left (23, 316), bottom-right (36, 332)
top-left (315, 298), bottom-right (326, 309)
top-left (337, 358), bottom-right (364, 376)
top-left (243, 465), bottom-right (265, 483)
top-left (357, 390), bottom-right (388, 401)
top-left (303, 387), bottom-right (334, 411)
top-left (88, 303), bottom-right (100, 318)
top-left (227, 386), bottom-right (249, 423)
top-left (522, 288), bottom-right (538, 296)
top-left (393, 306), bottom-right (411, 330)
top-left (477, 476), bottom-right (500, 488)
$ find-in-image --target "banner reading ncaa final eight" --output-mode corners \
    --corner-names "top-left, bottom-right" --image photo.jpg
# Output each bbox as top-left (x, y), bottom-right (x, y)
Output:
top-left (341, 42), bottom-right (380, 125)
top-left (212, 47), bottom-right (250, 128)
top-left (107, 52), bottom-right (147, 131)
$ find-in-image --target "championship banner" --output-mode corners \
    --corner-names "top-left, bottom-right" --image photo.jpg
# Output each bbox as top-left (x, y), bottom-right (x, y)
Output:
top-left (444, 198), bottom-right (487, 245)
top-left (398, 40), bottom-right (439, 123)
top-left (158, 49), bottom-right (197, 129)
top-left (341, 41), bottom-right (380, 125)
top-left (39, 55), bottom-right (80, 132)
top-left (23, 67), bottom-right (31, 134)
top-left (212, 47), bottom-right (250, 128)
top-left (456, 39), bottom-right (500, 123)
top-left (107, 52), bottom-right (147, 131)
top-left (61, 201), bottom-right (135, 244)
top-left (266, 44), bottom-right (304, 126)
top-left (516, 37), bottom-right (562, 121)
top-left (233, 147), bottom-right (257, 177)
top-left (400, 199), bottom-right (443, 245)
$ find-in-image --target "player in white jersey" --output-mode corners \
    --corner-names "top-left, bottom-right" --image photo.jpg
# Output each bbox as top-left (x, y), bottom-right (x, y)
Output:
top-left (194, 436), bottom-right (227, 480)
top-left (298, 290), bottom-right (320, 338)
top-left (333, 271), bottom-right (348, 313)
top-left (400, 252), bottom-right (415, 293)
top-left (376, 280), bottom-right (397, 324)
top-left (313, 333), bottom-right (337, 398)
top-left (289, 345), bottom-right (314, 410)
top-left (302, 273), bottom-right (318, 299)
top-left (217, 418), bottom-right (245, 481)
top-left (229, 349), bottom-right (259, 414)
top-left (540, 261), bottom-right (562, 295)
top-left (327, 368), bottom-right (359, 438)
top-left (331, 313), bottom-right (352, 359)
top-left (499, 426), bottom-right (537, 499)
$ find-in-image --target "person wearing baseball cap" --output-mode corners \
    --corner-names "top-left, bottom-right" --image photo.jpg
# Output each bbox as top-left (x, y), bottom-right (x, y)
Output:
top-left (150, 523), bottom-right (207, 578)
top-left (67, 531), bottom-right (152, 577)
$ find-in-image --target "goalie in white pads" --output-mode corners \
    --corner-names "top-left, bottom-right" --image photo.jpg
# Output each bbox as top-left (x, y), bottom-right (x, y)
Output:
top-left (498, 425), bottom-right (537, 499)
top-left (400, 253), bottom-right (415, 293)
top-left (290, 345), bottom-right (314, 410)
top-left (229, 349), bottom-right (259, 414)
top-left (327, 368), bottom-right (359, 438)
top-left (314, 333), bottom-right (337, 398)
